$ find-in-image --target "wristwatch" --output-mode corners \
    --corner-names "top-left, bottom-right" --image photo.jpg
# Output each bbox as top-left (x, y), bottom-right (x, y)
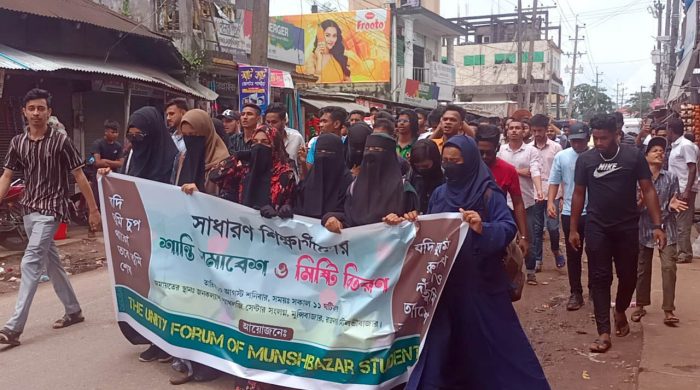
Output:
top-left (651, 224), bottom-right (663, 230)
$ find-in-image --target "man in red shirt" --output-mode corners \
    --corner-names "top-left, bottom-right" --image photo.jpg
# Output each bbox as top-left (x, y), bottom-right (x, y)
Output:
top-left (476, 124), bottom-right (529, 256)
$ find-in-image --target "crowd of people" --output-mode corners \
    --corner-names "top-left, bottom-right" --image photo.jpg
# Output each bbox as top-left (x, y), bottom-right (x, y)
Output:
top-left (0, 87), bottom-right (695, 390)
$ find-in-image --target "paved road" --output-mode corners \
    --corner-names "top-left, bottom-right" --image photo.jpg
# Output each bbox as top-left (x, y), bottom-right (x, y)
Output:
top-left (0, 269), bottom-right (233, 390)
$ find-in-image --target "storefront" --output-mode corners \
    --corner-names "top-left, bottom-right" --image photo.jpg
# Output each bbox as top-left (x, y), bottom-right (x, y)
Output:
top-left (0, 44), bottom-right (215, 158)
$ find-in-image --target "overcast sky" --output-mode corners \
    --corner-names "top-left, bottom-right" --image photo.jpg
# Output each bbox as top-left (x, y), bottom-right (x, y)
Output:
top-left (270, 0), bottom-right (659, 103)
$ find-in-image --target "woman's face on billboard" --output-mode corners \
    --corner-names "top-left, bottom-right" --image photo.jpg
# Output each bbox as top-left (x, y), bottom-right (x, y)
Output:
top-left (324, 26), bottom-right (338, 49)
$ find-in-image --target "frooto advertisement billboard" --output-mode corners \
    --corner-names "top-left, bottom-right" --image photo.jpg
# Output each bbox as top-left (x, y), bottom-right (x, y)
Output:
top-left (281, 9), bottom-right (391, 84)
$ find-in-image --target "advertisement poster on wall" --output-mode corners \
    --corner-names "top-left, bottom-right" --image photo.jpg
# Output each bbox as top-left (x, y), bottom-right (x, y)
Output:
top-left (400, 79), bottom-right (439, 109)
top-left (239, 66), bottom-right (270, 113)
top-left (281, 9), bottom-right (391, 83)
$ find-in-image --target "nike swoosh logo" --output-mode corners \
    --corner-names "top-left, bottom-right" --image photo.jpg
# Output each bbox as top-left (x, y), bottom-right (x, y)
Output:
top-left (593, 167), bottom-right (622, 178)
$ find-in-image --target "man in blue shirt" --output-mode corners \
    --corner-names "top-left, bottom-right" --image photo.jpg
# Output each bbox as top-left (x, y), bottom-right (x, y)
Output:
top-left (547, 123), bottom-right (590, 311)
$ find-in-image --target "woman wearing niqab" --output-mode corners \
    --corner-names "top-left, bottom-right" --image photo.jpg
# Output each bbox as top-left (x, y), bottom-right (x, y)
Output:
top-left (406, 135), bottom-right (550, 390)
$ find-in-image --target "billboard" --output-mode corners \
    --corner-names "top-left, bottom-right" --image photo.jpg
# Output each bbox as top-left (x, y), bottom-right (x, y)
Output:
top-left (239, 66), bottom-right (270, 113)
top-left (281, 9), bottom-right (391, 83)
top-left (215, 12), bottom-right (304, 65)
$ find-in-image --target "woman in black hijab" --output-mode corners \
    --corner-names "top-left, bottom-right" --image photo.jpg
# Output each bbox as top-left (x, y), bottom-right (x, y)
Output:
top-left (124, 107), bottom-right (179, 183)
top-left (100, 106), bottom-right (179, 363)
top-left (324, 133), bottom-right (418, 232)
top-left (405, 135), bottom-right (548, 390)
top-left (345, 122), bottom-right (372, 175)
top-left (409, 139), bottom-right (444, 213)
top-left (296, 133), bottom-right (353, 219)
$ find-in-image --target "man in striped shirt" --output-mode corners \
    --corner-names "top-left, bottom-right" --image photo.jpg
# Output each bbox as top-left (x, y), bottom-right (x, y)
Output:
top-left (0, 89), bottom-right (100, 347)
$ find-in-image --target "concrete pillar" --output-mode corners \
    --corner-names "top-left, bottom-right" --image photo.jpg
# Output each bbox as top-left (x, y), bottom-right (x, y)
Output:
top-left (446, 37), bottom-right (454, 65)
top-left (404, 17), bottom-right (414, 80)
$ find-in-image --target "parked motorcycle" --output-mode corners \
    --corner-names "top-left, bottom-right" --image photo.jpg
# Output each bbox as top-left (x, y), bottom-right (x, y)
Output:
top-left (0, 179), bottom-right (27, 251)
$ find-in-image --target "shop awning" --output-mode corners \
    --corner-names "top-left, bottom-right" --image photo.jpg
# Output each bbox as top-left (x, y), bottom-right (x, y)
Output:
top-left (300, 98), bottom-right (369, 113)
top-left (668, 49), bottom-right (697, 103)
top-left (0, 44), bottom-right (217, 100)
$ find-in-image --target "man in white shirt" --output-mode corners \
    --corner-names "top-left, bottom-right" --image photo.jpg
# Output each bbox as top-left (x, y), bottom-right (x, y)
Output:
top-left (667, 118), bottom-right (698, 263)
top-left (531, 114), bottom-right (565, 271)
top-left (498, 118), bottom-right (545, 285)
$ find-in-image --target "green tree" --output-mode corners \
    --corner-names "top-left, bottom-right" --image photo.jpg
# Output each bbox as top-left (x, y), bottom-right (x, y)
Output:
top-left (625, 90), bottom-right (655, 117)
top-left (571, 83), bottom-right (615, 120)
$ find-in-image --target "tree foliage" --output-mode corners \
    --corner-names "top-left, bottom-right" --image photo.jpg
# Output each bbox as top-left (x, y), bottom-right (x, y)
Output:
top-left (625, 91), bottom-right (655, 117)
top-left (571, 83), bottom-right (615, 120)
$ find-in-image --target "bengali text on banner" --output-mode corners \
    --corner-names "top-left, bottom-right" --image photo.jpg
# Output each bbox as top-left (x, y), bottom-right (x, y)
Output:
top-left (98, 173), bottom-right (467, 389)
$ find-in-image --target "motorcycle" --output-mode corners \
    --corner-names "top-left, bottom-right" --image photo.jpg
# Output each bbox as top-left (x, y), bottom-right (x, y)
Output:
top-left (0, 179), bottom-right (27, 251)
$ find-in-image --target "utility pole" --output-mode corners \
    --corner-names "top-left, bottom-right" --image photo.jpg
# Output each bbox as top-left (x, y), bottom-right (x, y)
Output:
top-left (250, 0), bottom-right (270, 66)
top-left (594, 68), bottom-right (603, 111)
top-left (670, 0), bottom-right (680, 78)
top-left (620, 85), bottom-right (626, 107)
top-left (566, 22), bottom-right (585, 118)
top-left (639, 86), bottom-right (645, 117)
top-left (650, 0), bottom-right (664, 97)
top-left (516, 0), bottom-right (524, 107)
top-left (524, 0), bottom-right (539, 109)
top-left (615, 82), bottom-right (621, 109)
top-left (663, 0), bottom-right (672, 98)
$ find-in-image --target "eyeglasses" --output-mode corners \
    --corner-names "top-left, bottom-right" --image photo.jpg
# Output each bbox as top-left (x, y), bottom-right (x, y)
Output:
top-left (396, 119), bottom-right (410, 124)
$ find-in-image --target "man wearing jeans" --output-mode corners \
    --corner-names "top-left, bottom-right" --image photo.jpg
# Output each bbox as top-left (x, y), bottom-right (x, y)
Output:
top-left (0, 89), bottom-right (100, 347)
top-left (531, 114), bottom-right (564, 270)
top-left (548, 123), bottom-right (590, 310)
top-left (498, 118), bottom-right (544, 285)
top-left (570, 114), bottom-right (665, 353)
top-left (666, 118), bottom-right (697, 263)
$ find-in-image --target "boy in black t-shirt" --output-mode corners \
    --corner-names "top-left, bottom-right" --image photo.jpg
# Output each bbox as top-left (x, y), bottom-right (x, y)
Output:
top-left (87, 120), bottom-right (124, 213)
top-left (569, 114), bottom-right (666, 354)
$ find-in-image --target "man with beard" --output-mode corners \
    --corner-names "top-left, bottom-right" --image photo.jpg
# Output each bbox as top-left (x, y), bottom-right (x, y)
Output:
top-left (570, 114), bottom-right (665, 353)
top-left (165, 97), bottom-right (189, 153)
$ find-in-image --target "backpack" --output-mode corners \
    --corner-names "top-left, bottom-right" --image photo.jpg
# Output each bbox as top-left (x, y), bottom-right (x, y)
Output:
top-left (482, 188), bottom-right (525, 302)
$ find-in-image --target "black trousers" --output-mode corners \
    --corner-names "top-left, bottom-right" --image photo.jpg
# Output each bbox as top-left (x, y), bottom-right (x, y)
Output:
top-left (561, 214), bottom-right (586, 295)
top-left (584, 223), bottom-right (639, 335)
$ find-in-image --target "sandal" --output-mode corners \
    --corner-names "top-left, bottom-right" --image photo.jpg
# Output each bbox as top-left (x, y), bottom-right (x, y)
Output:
top-left (663, 315), bottom-right (680, 326)
top-left (630, 308), bottom-right (646, 322)
top-left (0, 328), bottom-right (20, 347)
top-left (589, 338), bottom-right (611, 353)
top-left (52, 311), bottom-right (85, 329)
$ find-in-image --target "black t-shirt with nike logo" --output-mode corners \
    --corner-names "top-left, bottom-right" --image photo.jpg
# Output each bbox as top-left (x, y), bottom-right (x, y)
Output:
top-left (574, 144), bottom-right (651, 230)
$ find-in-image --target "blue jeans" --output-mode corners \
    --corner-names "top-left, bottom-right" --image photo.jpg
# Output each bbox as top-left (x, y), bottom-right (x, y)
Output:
top-left (545, 199), bottom-right (561, 253)
top-left (526, 202), bottom-right (545, 273)
top-left (5, 213), bottom-right (81, 333)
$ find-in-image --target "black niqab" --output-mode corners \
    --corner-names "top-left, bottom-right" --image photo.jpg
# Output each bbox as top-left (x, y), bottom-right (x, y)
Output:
top-left (296, 134), bottom-right (353, 218)
top-left (126, 107), bottom-right (178, 183)
top-left (177, 136), bottom-right (206, 189)
top-left (345, 123), bottom-right (372, 169)
top-left (410, 139), bottom-right (445, 213)
top-left (242, 144), bottom-right (273, 209)
top-left (345, 133), bottom-right (405, 227)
